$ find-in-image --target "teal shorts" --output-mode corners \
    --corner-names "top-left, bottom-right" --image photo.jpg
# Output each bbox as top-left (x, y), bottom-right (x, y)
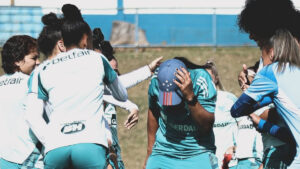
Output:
top-left (229, 158), bottom-right (261, 169)
top-left (263, 144), bottom-right (295, 169)
top-left (0, 158), bottom-right (22, 169)
top-left (44, 143), bottom-right (107, 169)
top-left (146, 152), bottom-right (218, 169)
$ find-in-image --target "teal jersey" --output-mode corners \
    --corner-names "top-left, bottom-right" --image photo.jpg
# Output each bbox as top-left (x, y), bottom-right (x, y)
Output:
top-left (148, 68), bottom-right (217, 158)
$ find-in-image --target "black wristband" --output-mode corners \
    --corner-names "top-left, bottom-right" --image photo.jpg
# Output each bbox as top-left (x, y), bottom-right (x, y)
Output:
top-left (186, 95), bottom-right (198, 106)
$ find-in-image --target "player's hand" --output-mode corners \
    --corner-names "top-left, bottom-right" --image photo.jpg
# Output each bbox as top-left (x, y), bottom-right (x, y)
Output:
top-left (148, 56), bottom-right (163, 73)
top-left (173, 67), bottom-right (194, 101)
top-left (238, 64), bottom-right (249, 91)
top-left (249, 113), bottom-right (261, 127)
top-left (124, 108), bottom-right (139, 129)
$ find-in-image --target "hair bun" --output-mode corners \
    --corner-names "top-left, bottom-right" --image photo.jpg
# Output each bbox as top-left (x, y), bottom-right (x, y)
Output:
top-left (62, 4), bottom-right (83, 21)
top-left (42, 13), bottom-right (59, 26)
top-left (93, 28), bottom-right (104, 42)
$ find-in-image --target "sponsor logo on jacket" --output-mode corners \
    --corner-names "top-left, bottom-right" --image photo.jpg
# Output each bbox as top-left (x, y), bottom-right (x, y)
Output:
top-left (61, 121), bottom-right (86, 134)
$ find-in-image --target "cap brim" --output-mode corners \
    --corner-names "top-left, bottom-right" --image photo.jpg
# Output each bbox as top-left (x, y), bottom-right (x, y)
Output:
top-left (159, 89), bottom-right (183, 106)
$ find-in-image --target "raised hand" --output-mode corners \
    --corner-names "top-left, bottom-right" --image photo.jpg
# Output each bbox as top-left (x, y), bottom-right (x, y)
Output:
top-left (124, 108), bottom-right (139, 129)
top-left (148, 56), bottom-right (163, 72)
top-left (238, 64), bottom-right (249, 91)
top-left (173, 67), bottom-right (194, 101)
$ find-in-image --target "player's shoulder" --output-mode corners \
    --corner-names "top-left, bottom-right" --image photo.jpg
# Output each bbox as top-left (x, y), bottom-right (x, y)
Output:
top-left (148, 68), bottom-right (159, 94)
top-left (256, 63), bottom-right (277, 82)
top-left (190, 68), bottom-right (214, 89)
top-left (0, 71), bottom-right (28, 80)
top-left (152, 67), bottom-right (159, 78)
top-left (190, 68), bottom-right (212, 81)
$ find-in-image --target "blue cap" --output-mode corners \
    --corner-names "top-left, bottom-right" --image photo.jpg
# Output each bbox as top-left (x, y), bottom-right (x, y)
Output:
top-left (157, 59), bottom-right (187, 106)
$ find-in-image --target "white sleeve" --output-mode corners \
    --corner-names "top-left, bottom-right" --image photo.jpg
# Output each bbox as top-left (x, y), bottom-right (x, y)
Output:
top-left (24, 93), bottom-right (48, 145)
top-left (107, 77), bottom-right (128, 102)
top-left (119, 65), bottom-right (151, 89)
top-left (103, 94), bottom-right (139, 111)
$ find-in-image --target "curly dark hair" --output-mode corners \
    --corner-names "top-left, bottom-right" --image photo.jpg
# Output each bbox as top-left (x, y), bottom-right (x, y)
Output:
top-left (1, 35), bottom-right (37, 74)
top-left (238, 0), bottom-right (296, 47)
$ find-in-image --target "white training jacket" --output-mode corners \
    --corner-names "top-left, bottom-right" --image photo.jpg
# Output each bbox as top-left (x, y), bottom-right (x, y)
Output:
top-left (25, 48), bottom-right (127, 153)
top-left (0, 72), bottom-right (38, 164)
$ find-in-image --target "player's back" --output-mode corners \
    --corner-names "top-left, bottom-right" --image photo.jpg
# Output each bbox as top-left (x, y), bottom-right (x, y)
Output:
top-left (36, 48), bottom-right (111, 152)
top-left (39, 48), bottom-right (105, 121)
top-left (269, 64), bottom-right (300, 154)
top-left (254, 63), bottom-right (300, 163)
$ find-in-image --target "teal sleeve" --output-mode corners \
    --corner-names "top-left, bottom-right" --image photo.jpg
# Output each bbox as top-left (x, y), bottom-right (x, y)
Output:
top-left (194, 70), bottom-right (217, 113)
top-left (148, 74), bottom-right (160, 113)
top-left (101, 55), bottom-right (117, 84)
top-left (27, 70), bottom-right (48, 100)
top-left (37, 73), bottom-right (48, 100)
top-left (27, 72), bottom-right (35, 93)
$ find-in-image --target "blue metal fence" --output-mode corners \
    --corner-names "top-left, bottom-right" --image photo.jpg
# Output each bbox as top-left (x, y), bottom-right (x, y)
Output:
top-left (0, 6), bottom-right (43, 46)
top-left (0, 5), bottom-right (256, 47)
top-left (85, 12), bottom-right (256, 47)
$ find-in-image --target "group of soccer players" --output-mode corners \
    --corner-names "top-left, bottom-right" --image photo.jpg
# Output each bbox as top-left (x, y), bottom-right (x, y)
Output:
top-left (1, 0), bottom-right (300, 169)
top-left (145, 0), bottom-right (300, 169)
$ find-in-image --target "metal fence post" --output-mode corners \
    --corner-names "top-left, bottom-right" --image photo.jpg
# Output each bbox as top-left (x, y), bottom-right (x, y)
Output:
top-left (212, 8), bottom-right (217, 49)
top-left (135, 8), bottom-right (139, 51)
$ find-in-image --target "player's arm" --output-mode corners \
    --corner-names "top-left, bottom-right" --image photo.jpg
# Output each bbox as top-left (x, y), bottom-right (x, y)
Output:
top-left (25, 72), bottom-right (48, 145)
top-left (144, 78), bottom-right (160, 169)
top-left (103, 95), bottom-right (139, 129)
top-left (143, 108), bottom-right (159, 169)
top-left (249, 113), bottom-right (295, 144)
top-left (25, 93), bottom-right (47, 145)
top-left (186, 96), bottom-right (215, 133)
top-left (231, 68), bottom-right (277, 118)
top-left (103, 95), bottom-right (138, 111)
top-left (231, 93), bottom-right (272, 117)
top-left (173, 67), bottom-right (215, 133)
top-left (119, 56), bottom-right (163, 89)
top-left (101, 55), bottom-right (127, 101)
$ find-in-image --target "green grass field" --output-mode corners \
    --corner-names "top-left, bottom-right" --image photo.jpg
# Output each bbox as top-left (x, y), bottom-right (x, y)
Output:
top-left (0, 47), bottom-right (261, 169)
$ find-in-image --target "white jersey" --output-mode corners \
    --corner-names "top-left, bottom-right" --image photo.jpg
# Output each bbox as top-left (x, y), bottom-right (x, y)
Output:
top-left (235, 116), bottom-right (263, 160)
top-left (0, 72), bottom-right (38, 164)
top-left (28, 48), bottom-right (120, 153)
top-left (103, 64), bottom-right (150, 162)
top-left (213, 91), bottom-right (238, 167)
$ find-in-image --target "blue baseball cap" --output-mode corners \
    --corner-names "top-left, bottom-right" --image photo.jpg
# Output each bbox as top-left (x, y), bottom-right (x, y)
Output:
top-left (157, 59), bottom-right (187, 106)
